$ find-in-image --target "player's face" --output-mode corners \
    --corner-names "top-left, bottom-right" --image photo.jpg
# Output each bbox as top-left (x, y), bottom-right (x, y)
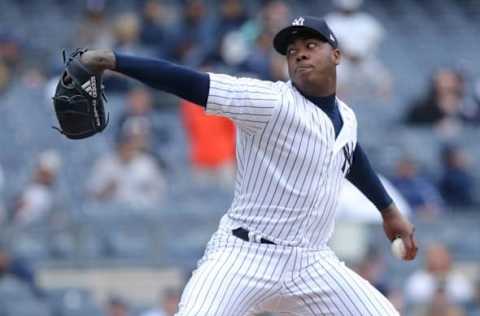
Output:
top-left (286, 36), bottom-right (341, 95)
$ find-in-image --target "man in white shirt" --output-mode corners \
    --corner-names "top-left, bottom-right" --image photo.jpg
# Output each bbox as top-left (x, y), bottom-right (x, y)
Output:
top-left (87, 130), bottom-right (166, 209)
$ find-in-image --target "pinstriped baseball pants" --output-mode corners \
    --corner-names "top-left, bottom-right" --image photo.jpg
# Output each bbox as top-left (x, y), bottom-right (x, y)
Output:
top-left (176, 229), bottom-right (399, 316)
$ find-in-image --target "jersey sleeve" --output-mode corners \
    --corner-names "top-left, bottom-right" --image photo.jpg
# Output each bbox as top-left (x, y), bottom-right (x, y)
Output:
top-left (206, 73), bottom-right (282, 133)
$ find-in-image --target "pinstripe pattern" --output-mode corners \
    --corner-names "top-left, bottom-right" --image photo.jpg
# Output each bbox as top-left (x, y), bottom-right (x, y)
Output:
top-left (177, 230), bottom-right (291, 316)
top-left (207, 73), bottom-right (357, 249)
top-left (280, 251), bottom-right (399, 315)
top-left (177, 232), bottom-right (398, 315)
top-left (176, 73), bottom-right (398, 315)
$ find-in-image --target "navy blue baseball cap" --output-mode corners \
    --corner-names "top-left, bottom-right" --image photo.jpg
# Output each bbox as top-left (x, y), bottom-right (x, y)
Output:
top-left (273, 16), bottom-right (338, 55)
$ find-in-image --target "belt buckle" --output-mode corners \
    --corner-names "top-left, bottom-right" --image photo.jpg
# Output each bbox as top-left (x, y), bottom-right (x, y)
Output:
top-left (232, 227), bottom-right (275, 245)
top-left (249, 231), bottom-right (262, 243)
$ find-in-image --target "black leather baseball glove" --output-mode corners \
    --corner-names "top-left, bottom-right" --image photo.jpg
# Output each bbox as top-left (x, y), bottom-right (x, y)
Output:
top-left (52, 49), bottom-right (109, 139)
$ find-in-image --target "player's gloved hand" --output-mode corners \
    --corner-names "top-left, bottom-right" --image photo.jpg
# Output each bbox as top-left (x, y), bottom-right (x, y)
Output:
top-left (381, 205), bottom-right (418, 261)
top-left (52, 48), bottom-right (109, 139)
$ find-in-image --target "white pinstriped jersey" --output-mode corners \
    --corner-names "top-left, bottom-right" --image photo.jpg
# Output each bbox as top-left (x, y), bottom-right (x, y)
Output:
top-left (206, 73), bottom-right (357, 250)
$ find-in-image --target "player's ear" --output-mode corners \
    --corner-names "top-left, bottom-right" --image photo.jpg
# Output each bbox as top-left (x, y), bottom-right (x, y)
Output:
top-left (332, 48), bottom-right (341, 65)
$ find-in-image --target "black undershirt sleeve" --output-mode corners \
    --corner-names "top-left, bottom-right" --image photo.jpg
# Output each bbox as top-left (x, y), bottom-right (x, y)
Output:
top-left (114, 53), bottom-right (210, 107)
top-left (346, 144), bottom-right (393, 210)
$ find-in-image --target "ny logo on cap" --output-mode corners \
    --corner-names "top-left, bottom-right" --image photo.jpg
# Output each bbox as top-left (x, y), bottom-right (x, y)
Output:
top-left (292, 17), bottom-right (305, 26)
top-left (329, 34), bottom-right (335, 42)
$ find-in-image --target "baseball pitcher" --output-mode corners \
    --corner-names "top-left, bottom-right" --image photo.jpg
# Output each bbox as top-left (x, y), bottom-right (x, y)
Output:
top-left (53, 16), bottom-right (417, 316)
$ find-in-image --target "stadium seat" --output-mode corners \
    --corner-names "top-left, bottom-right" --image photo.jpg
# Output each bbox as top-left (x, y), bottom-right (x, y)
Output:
top-left (46, 287), bottom-right (103, 316)
top-left (0, 276), bottom-right (35, 302)
top-left (2, 299), bottom-right (51, 316)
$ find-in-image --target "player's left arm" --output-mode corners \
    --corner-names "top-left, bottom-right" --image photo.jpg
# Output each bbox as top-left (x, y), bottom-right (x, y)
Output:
top-left (79, 50), bottom-right (280, 133)
top-left (346, 144), bottom-right (418, 260)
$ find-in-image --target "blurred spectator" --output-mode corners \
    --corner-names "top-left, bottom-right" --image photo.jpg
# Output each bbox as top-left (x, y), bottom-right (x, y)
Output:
top-left (13, 150), bottom-right (62, 226)
top-left (86, 129), bottom-right (167, 209)
top-left (74, 0), bottom-right (114, 48)
top-left (171, 0), bottom-right (214, 66)
top-left (180, 100), bottom-right (236, 187)
top-left (326, 0), bottom-right (392, 102)
top-left (415, 286), bottom-right (467, 316)
top-left (405, 243), bottom-right (475, 306)
top-left (406, 69), bottom-right (479, 134)
top-left (219, 30), bottom-right (249, 69)
top-left (0, 245), bottom-right (43, 297)
top-left (390, 157), bottom-right (444, 218)
top-left (113, 12), bottom-right (153, 57)
top-left (106, 295), bottom-right (131, 316)
top-left (117, 86), bottom-right (170, 163)
top-left (141, 287), bottom-right (181, 316)
top-left (439, 144), bottom-right (476, 207)
top-left (21, 65), bottom-right (47, 90)
top-left (232, 0), bottom-right (290, 47)
top-left (258, 0), bottom-right (290, 36)
top-left (139, 0), bottom-right (172, 57)
top-left (0, 33), bottom-right (22, 70)
top-left (239, 0), bottom-right (290, 79)
top-left (0, 33), bottom-right (21, 93)
top-left (213, 0), bottom-right (249, 68)
top-left (0, 59), bottom-right (10, 94)
top-left (215, 0), bottom-right (248, 43)
top-left (239, 30), bottom-right (273, 79)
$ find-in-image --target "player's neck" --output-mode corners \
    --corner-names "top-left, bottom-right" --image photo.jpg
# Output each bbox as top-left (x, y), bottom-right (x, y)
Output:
top-left (294, 81), bottom-right (336, 102)
top-left (295, 76), bottom-right (336, 97)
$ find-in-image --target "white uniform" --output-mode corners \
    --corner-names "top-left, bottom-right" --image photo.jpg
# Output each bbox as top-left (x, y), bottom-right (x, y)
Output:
top-left (176, 74), bottom-right (399, 316)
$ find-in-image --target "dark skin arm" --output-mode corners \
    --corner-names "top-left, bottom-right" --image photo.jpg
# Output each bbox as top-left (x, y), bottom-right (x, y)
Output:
top-left (381, 203), bottom-right (418, 260)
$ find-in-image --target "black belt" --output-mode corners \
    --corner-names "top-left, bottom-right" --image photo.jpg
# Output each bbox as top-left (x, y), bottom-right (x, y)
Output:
top-left (232, 228), bottom-right (276, 245)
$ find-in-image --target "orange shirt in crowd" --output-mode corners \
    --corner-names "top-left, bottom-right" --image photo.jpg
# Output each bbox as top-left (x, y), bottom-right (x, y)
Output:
top-left (180, 100), bottom-right (236, 168)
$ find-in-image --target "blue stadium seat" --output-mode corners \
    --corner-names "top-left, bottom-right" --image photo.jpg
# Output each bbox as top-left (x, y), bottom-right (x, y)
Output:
top-left (103, 221), bottom-right (156, 260)
top-left (46, 287), bottom-right (103, 316)
top-left (3, 299), bottom-right (51, 316)
top-left (9, 229), bottom-right (51, 263)
top-left (0, 277), bottom-right (35, 303)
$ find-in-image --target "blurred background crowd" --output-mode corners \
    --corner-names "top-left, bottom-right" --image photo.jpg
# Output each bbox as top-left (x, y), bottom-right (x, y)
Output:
top-left (0, 0), bottom-right (479, 315)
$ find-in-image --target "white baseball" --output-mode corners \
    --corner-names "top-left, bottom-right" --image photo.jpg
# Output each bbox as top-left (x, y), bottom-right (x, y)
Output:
top-left (391, 238), bottom-right (406, 260)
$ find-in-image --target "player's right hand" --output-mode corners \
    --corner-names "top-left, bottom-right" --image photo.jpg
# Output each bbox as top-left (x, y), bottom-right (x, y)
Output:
top-left (381, 205), bottom-right (418, 261)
